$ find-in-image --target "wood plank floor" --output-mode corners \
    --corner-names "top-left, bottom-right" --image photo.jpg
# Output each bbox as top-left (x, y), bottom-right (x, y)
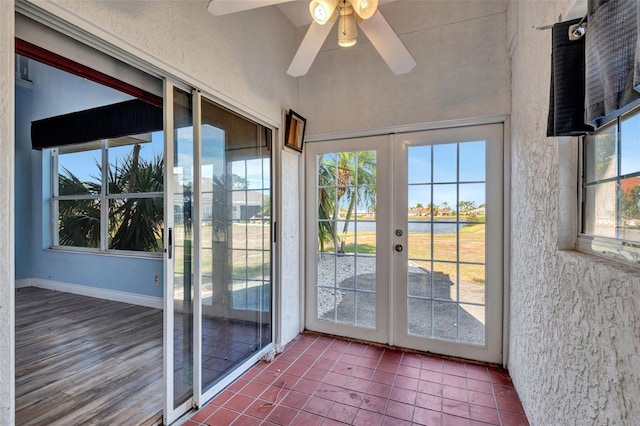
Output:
top-left (15, 287), bottom-right (163, 426)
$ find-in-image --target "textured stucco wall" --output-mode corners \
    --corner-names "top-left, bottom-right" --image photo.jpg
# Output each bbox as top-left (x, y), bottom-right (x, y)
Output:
top-left (508, 1), bottom-right (640, 424)
top-left (298, 0), bottom-right (510, 135)
top-left (0, 2), bottom-right (15, 424)
top-left (280, 149), bottom-right (302, 345)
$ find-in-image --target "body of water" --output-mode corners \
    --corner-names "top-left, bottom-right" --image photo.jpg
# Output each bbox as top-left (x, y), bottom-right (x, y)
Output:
top-left (335, 221), bottom-right (470, 233)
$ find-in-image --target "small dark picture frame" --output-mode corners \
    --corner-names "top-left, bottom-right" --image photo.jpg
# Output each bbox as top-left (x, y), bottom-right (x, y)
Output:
top-left (284, 109), bottom-right (306, 153)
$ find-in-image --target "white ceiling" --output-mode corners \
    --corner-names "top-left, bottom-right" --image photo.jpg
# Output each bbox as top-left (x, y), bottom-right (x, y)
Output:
top-left (276, 1), bottom-right (313, 27)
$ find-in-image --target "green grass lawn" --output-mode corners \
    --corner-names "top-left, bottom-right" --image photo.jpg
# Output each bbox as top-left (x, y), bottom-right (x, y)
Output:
top-left (319, 223), bottom-right (486, 284)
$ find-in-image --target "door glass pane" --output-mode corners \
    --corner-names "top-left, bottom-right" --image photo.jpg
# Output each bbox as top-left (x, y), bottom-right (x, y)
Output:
top-left (459, 304), bottom-right (485, 345)
top-left (408, 222), bottom-right (431, 261)
top-left (408, 184), bottom-right (431, 219)
top-left (459, 264), bottom-right (485, 304)
top-left (172, 87), bottom-right (193, 408)
top-left (407, 142), bottom-right (486, 346)
top-left (408, 145), bottom-right (431, 184)
top-left (459, 141), bottom-right (485, 182)
top-left (316, 150), bottom-right (377, 329)
top-left (200, 98), bottom-right (272, 393)
top-left (433, 143), bottom-right (457, 183)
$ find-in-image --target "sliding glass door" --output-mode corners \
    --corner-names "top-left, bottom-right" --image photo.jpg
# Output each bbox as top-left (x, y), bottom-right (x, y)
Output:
top-left (164, 84), bottom-right (274, 423)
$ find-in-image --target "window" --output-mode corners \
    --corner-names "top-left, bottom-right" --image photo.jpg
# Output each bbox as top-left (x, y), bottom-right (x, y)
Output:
top-left (13, 45), bottom-right (164, 255)
top-left (53, 134), bottom-right (164, 253)
top-left (580, 106), bottom-right (640, 265)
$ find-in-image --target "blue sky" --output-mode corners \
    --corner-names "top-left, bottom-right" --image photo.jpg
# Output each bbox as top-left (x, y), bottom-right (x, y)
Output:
top-left (407, 141), bottom-right (486, 210)
top-left (58, 131), bottom-right (164, 189)
top-left (621, 111), bottom-right (640, 176)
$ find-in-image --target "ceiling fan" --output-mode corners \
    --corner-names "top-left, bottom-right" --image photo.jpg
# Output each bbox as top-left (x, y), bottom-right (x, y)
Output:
top-left (207, 0), bottom-right (416, 77)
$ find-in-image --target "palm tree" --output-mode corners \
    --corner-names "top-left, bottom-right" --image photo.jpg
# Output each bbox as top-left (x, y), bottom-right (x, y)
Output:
top-left (317, 154), bottom-right (337, 252)
top-left (58, 171), bottom-right (101, 248)
top-left (58, 144), bottom-right (164, 252)
top-left (108, 150), bottom-right (164, 251)
top-left (317, 151), bottom-right (377, 254)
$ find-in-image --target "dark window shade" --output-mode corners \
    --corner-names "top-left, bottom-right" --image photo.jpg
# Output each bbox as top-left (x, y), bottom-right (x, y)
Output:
top-left (547, 18), bottom-right (594, 137)
top-left (585, 0), bottom-right (640, 127)
top-left (31, 99), bottom-right (163, 150)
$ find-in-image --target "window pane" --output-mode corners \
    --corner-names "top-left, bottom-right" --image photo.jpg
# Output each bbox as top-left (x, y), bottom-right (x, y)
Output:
top-left (318, 153), bottom-right (338, 187)
top-left (57, 199), bottom-right (101, 248)
top-left (583, 182), bottom-right (617, 238)
top-left (459, 264), bottom-right (485, 304)
top-left (584, 123), bottom-right (617, 182)
top-left (58, 149), bottom-right (101, 196)
top-left (408, 145), bottom-right (431, 184)
top-left (408, 298), bottom-right (432, 337)
top-left (408, 222), bottom-right (432, 261)
top-left (108, 197), bottom-right (164, 252)
top-left (433, 184), bottom-right (456, 219)
top-left (108, 131), bottom-right (164, 194)
top-left (408, 184), bottom-right (431, 219)
top-left (459, 304), bottom-right (485, 345)
top-left (433, 143), bottom-right (457, 183)
top-left (459, 224), bottom-right (485, 264)
top-left (620, 111), bottom-right (640, 176)
top-left (459, 141), bottom-right (485, 182)
top-left (459, 183), bottom-right (485, 223)
top-left (620, 177), bottom-right (640, 242)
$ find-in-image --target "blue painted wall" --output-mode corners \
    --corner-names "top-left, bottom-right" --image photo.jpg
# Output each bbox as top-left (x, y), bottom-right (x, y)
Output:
top-left (15, 57), bottom-right (163, 298)
top-left (15, 84), bottom-right (33, 280)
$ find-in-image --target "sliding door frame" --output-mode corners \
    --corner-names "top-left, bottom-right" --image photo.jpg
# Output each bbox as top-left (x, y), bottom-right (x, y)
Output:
top-left (164, 82), bottom-right (278, 424)
top-left (163, 80), bottom-right (191, 425)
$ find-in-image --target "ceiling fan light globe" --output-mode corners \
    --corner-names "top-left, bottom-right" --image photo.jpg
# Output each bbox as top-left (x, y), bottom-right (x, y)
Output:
top-left (337, 12), bottom-right (358, 47)
top-left (351, 0), bottom-right (377, 20)
top-left (338, 38), bottom-right (357, 47)
top-left (309, 0), bottom-right (338, 25)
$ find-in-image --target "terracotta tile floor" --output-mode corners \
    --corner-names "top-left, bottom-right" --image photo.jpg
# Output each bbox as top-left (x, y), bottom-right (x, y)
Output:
top-left (184, 334), bottom-right (528, 426)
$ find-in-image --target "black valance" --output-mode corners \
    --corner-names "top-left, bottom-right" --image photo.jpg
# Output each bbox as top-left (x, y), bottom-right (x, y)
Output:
top-left (31, 99), bottom-right (163, 150)
top-left (585, 0), bottom-right (640, 126)
top-left (547, 18), bottom-right (594, 136)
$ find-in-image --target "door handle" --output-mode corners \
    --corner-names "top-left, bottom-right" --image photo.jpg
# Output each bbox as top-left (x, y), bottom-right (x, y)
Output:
top-left (395, 244), bottom-right (403, 252)
top-left (168, 227), bottom-right (173, 259)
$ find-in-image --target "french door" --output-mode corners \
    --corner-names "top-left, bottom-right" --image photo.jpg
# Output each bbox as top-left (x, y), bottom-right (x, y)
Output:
top-left (305, 124), bottom-right (503, 363)
top-left (164, 83), bottom-right (275, 423)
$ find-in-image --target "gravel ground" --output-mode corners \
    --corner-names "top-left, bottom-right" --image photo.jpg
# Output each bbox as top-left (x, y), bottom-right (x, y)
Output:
top-left (316, 253), bottom-right (485, 345)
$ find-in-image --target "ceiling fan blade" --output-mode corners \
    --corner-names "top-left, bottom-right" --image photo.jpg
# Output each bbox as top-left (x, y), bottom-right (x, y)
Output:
top-left (287, 20), bottom-right (335, 77)
top-left (358, 10), bottom-right (416, 75)
top-left (207, 0), bottom-right (293, 16)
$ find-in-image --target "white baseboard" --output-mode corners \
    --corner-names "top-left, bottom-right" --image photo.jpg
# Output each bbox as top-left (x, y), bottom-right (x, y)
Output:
top-left (26, 278), bottom-right (163, 309)
top-left (15, 278), bottom-right (32, 288)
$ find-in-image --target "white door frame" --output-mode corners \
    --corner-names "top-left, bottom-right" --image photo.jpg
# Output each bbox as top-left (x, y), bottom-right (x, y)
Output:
top-left (392, 123), bottom-right (504, 363)
top-left (304, 135), bottom-right (392, 344)
top-left (304, 119), bottom-right (507, 365)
